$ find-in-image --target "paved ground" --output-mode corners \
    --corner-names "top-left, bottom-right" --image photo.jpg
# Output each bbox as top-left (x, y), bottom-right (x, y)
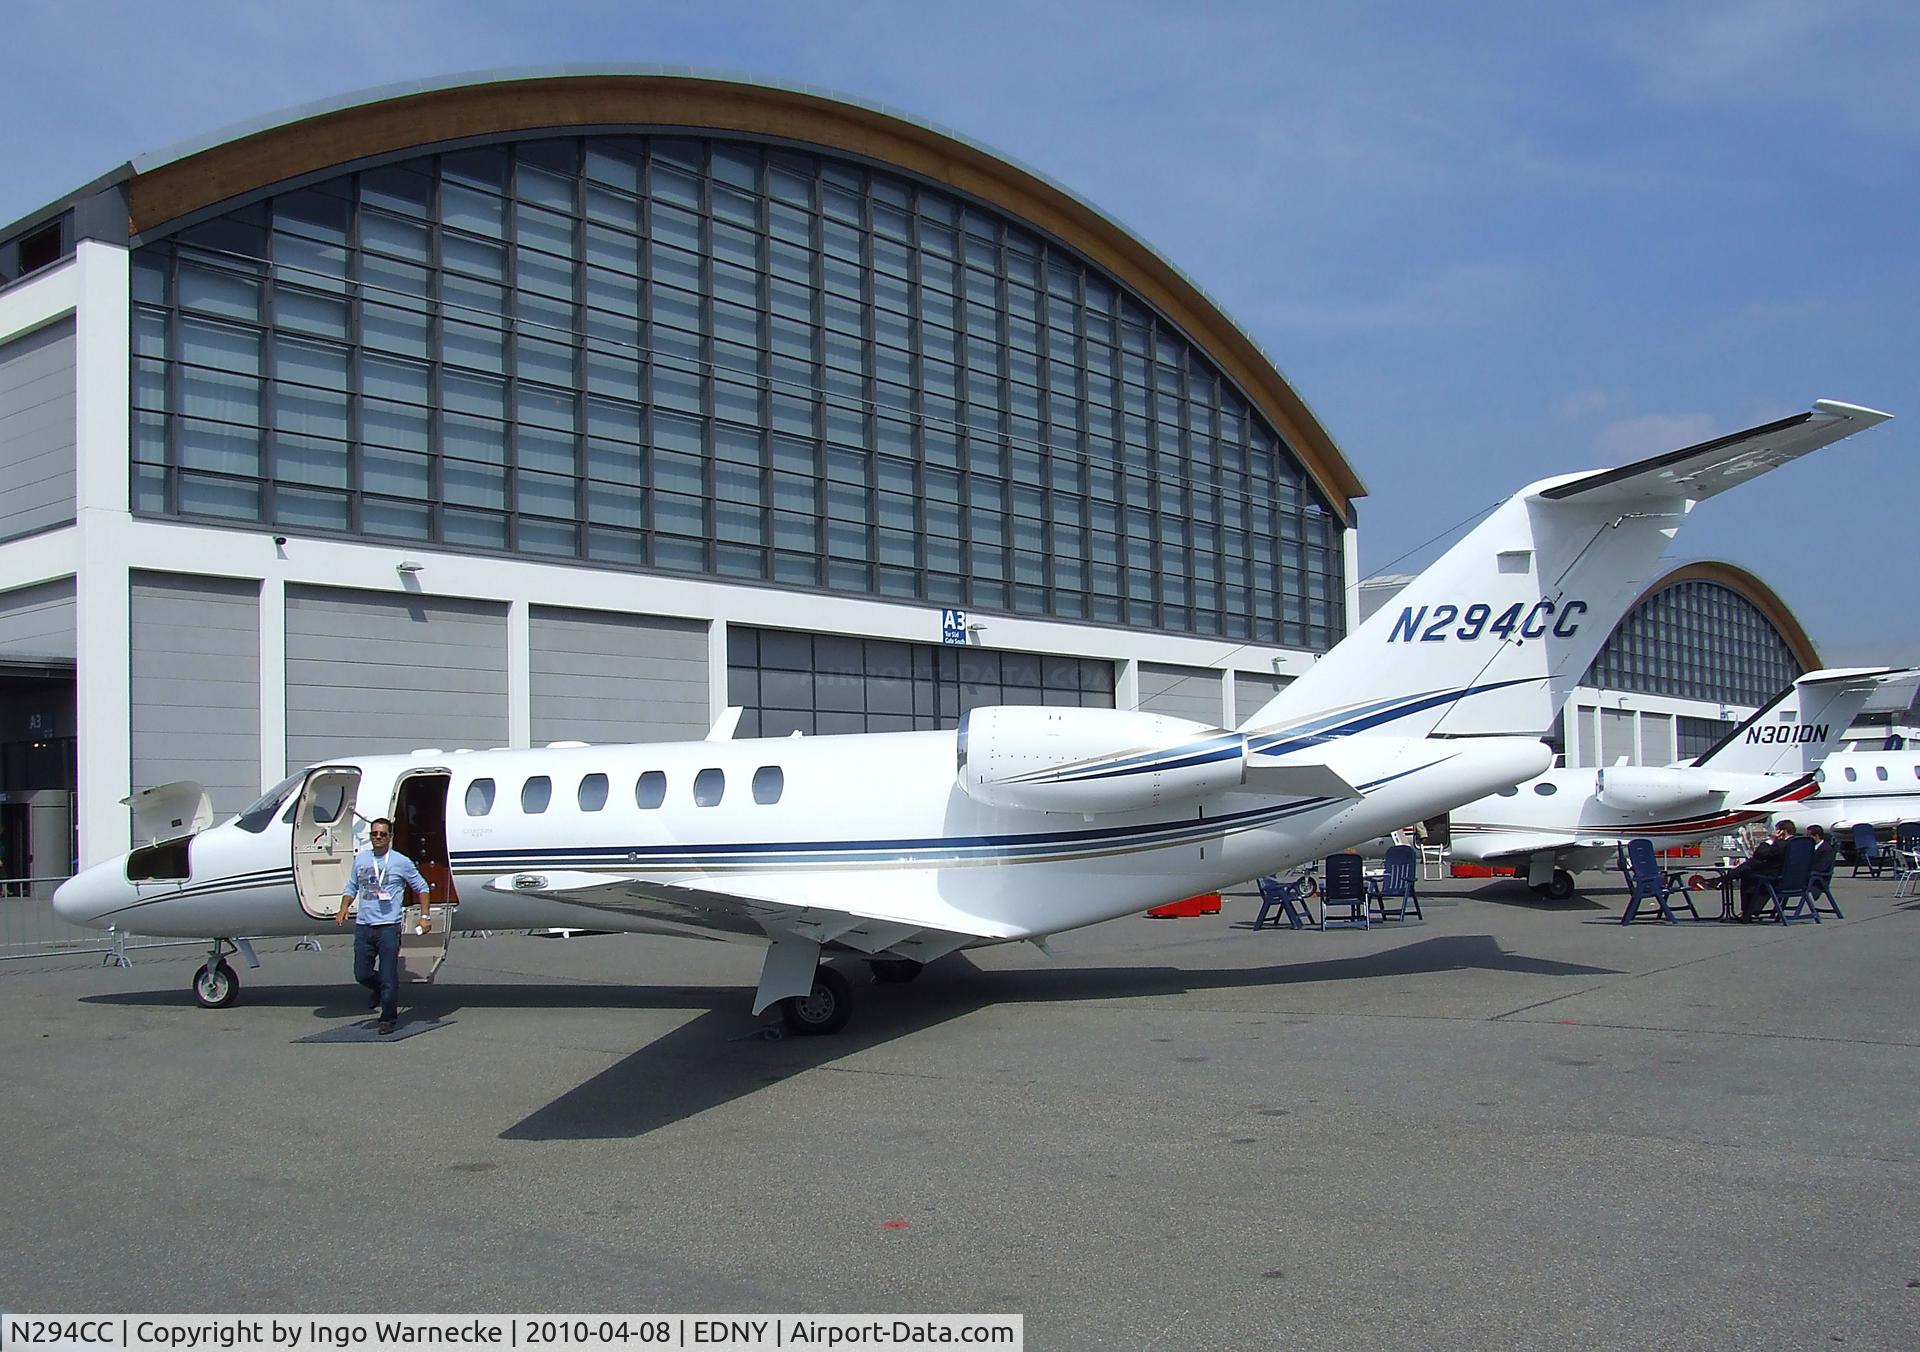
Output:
top-left (3, 871), bottom-right (1918, 1350)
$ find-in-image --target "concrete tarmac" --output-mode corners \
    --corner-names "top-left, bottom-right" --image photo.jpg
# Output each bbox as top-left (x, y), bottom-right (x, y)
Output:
top-left (3, 872), bottom-right (1918, 1350)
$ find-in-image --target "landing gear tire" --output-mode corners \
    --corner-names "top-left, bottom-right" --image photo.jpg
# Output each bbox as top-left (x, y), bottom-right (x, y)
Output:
top-left (869, 958), bottom-right (923, 985)
top-left (192, 960), bottom-right (239, 1009)
top-left (1535, 869), bottom-right (1576, 901)
top-left (780, 966), bottom-right (852, 1036)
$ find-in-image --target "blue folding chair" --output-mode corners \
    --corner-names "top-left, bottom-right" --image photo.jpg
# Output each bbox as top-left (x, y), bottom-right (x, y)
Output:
top-left (1318, 854), bottom-right (1369, 929)
top-left (1848, 823), bottom-right (1884, 878)
top-left (1619, 838), bottom-right (1699, 924)
top-left (1807, 839), bottom-right (1842, 918)
top-left (1253, 876), bottom-right (1313, 930)
top-left (1369, 844), bottom-right (1423, 921)
top-left (1756, 836), bottom-right (1820, 923)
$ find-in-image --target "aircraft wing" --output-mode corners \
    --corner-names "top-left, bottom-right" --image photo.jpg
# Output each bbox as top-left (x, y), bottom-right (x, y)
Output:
top-left (482, 869), bottom-right (1001, 964)
top-left (1540, 400), bottom-right (1891, 507)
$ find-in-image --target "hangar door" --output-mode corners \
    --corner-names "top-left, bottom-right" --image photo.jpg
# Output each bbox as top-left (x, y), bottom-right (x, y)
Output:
top-left (1139, 662), bottom-right (1225, 727)
top-left (529, 606), bottom-right (708, 745)
top-left (130, 572), bottom-right (260, 820)
top-left (285, 586), bottom-right (507, 768)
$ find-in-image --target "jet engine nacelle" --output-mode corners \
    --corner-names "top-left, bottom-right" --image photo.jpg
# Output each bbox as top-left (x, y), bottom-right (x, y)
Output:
top-left (1593, 765), bottom-right (1718, 813)
top-left (958, 706), bottom-right (1245, 813)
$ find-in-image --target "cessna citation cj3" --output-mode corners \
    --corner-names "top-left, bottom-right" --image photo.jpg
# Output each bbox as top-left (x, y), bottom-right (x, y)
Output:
top-left (1448, 665), bottom-right (1920, 899)
top-left (55, 400), bottom-right (1892, 1034)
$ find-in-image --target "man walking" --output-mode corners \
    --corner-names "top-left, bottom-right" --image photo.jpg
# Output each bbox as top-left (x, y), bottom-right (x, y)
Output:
top-left (334, 817), bottom-right (431, 1034)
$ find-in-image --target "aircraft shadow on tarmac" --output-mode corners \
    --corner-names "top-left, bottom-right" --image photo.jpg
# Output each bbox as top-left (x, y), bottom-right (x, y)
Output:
top-left (79, 934), bottom-right (1617, 1141)
top-left (495, 933), bottom-right (1619, 1142)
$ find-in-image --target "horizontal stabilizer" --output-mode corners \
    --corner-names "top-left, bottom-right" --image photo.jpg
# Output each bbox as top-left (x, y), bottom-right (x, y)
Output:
top-left (1240, 761), bottom-right (1362, 800)
top-left (1541, 401), bottom-right (1891, 507)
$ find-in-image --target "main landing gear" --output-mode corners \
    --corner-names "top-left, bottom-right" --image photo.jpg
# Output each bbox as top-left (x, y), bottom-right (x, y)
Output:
top-left (779, 966), bottom-right (852, 1036)
top-left (777, 958), bottom-right (926, 1034)
top-left (190, 938), bottom-right (256, 1008)
top-left (1531, 869), bottom-right (1577, 901)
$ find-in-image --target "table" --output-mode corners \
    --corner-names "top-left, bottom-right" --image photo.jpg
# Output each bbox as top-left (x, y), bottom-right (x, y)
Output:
top-left (1692, 864), bottom-right (1742, 922)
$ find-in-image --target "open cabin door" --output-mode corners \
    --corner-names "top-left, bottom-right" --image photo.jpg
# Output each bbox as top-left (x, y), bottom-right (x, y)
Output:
top-left (390, 768), bottom-right (456, 983)
top-left (291, 767), bottom-right (361, 921)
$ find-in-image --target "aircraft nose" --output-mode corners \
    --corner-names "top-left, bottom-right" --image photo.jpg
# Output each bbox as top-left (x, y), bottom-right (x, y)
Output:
top-left (53, 862), bottom-right (124, 930)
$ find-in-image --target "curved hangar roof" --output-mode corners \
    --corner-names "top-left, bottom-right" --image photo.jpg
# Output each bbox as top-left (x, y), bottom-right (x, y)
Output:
top-left (119, 67), bottom-right (1364, 523)
top-left (1616, 561), bottom-right (1819, 671)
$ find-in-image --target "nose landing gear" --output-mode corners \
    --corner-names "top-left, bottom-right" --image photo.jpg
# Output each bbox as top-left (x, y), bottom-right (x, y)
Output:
top-left (190, 937), bottom-right (256, 1008)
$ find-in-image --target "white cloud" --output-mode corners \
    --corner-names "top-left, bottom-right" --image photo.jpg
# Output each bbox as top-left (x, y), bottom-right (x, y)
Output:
top-left (1593, 410), bottom-right (1721, 460)
top-left (1610, 0), bottom-right (1920, 138)
top-left (1553, 386), bottom-right (1631, 421)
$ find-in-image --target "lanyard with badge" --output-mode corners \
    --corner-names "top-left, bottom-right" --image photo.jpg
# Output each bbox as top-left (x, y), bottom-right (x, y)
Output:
top-left (366, 851), bottom-right (388, 904)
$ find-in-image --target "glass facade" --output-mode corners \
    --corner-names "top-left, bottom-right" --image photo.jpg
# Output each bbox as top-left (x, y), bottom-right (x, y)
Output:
top-left (727, 626), bottom-right (1114, 737)
top-left (1676, 715), bottom-right (1735, 762)
top-left (1585, 580), bottom-right (1801, 709)
top-left (127, 132), bottom-right (1344, 648)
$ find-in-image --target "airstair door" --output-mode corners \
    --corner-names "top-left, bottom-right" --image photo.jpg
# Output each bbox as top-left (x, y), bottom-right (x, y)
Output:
top-left (390, 769), bottom-right (455, 983)
top-left (291, 767), bottom-right (361, 921)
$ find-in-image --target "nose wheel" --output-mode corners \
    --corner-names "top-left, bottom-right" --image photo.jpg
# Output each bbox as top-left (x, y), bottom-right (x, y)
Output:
top-left (193, 959), bottom-right (239, 1008)
top-left (191, 938), bottom-right (245, 1008)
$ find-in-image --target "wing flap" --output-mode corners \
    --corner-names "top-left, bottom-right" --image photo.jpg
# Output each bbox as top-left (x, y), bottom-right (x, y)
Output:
top-left (482, 870), bottom-right (1002, 955)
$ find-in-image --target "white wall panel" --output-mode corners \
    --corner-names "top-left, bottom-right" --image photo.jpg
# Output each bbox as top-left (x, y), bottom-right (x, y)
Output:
top-left (0, 577), bottom-right (76, 663)
top-left (0, 318), bottom-right (76, 541)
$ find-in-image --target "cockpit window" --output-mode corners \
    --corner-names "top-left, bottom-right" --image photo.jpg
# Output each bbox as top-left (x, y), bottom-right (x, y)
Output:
top-left (234, 773), bottom-right (304, 833)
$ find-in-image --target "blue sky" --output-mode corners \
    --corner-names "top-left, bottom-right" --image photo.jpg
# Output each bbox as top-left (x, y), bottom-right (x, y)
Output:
top-left (7, 0), bottom-right (1914, 665)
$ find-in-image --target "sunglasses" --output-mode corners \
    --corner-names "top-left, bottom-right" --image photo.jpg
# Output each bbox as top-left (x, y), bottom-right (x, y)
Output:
top-left (369, 830), bottom-right (391, 838)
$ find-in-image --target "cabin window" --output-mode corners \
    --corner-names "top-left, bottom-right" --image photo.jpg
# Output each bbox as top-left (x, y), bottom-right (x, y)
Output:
top-left (522, 776), bottom-right (553, 813)
top-left (1497, 787), bottom-right (1518, 797)
top-left (1533, 782), bottom-right (1558, 796)
top-left (1815, 769), bottom-right (1826, 783)
top-left (578, 773), bottom-right (609, 812)
top-left (1913, 765), bottom-right (1919, 780)
top-left (694, 768), bottom-right (725, 806)
top-left (309, 781), bottom-right (348, 823)
top-left (1876, 766), bottom-right (1889, 781)
top-left (1845, 767), bottom-right (1857, 782)
top-left (465, 778), bottom-right (496, 816)
top-left (635, 771), bottom-right (666, 809)
top-left (752, 765), bottom-right (784, 804)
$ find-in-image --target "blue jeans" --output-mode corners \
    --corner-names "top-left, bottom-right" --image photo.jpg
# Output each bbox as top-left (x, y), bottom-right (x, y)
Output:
top-left (353, 922), bottom-right (401, 1021)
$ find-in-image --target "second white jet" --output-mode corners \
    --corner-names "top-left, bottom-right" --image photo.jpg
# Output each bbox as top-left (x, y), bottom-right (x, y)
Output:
top-left (1447, 666), bottom-right (1920, 897)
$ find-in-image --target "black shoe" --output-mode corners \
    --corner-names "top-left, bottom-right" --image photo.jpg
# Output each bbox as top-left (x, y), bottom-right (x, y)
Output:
top-left (377, 1020), bottom-right (396, 1035)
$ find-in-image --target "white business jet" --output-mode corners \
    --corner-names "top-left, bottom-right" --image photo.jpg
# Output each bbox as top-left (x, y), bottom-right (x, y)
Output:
top-left (54, 400), bottom-right (1892, 1034)
top-left (1795, 733), bottom-right (1920, 836)
top-left (1447, 665), bottom-right (1920, 898)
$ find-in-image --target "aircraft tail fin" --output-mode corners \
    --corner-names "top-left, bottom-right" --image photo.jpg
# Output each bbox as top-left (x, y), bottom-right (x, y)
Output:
top-left (1691, 667), bottom-right (1920, 776)
top-left (1238, 400), bottom-right (1892, 747)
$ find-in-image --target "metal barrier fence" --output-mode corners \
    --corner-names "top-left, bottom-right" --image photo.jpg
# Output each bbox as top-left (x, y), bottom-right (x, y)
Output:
top-left (2, 883), bottom-right (522, 966)
top-left (0, 879), bottom-right (217, 965)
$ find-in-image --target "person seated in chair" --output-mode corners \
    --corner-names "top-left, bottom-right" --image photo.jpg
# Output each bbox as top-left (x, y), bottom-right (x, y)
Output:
top-left (1732, 819), bottom-right (1795, 920)
top-left (1806, 824), bottom-right (1835, 880)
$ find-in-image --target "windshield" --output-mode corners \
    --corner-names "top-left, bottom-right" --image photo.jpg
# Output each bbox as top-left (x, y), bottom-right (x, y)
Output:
top-left (233, 773), bottom-right (304, 834)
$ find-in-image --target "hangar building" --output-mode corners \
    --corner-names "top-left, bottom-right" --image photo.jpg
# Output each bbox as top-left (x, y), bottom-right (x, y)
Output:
top-left (0, 70), bottom-right (1365, 877)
